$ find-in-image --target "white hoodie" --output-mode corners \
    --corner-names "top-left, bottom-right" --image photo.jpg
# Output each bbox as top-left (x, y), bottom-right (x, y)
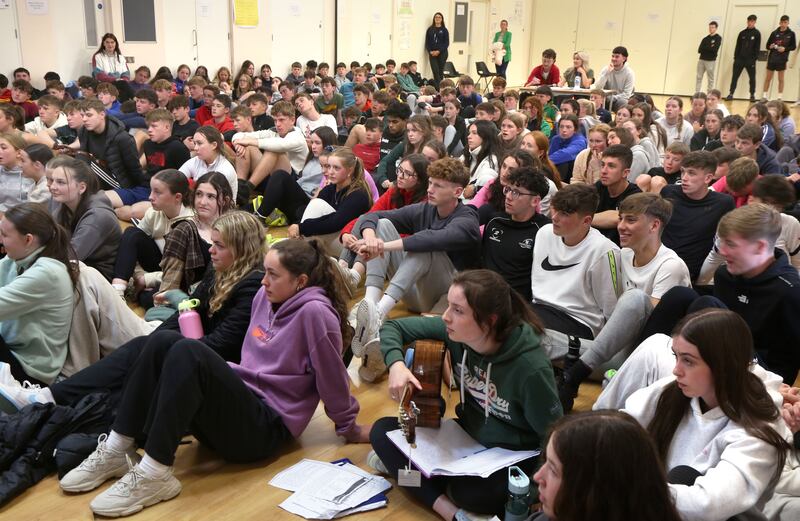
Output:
top-left (624, 374), bottom-right (790, 521)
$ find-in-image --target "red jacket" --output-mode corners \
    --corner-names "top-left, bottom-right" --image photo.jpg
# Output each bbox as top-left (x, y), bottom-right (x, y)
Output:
top-left (209, 117), bottom-right (234, 134)
top-left (0, 90), bottom-right (38, 122)
top-left (195, 105), bottom-right (213, 126)
top-left (526, 64), bottom-right (561, 86)
top-left (353, 142), bottom-right (381, 173)
top-left (340, 187), bottom-right (424, 236)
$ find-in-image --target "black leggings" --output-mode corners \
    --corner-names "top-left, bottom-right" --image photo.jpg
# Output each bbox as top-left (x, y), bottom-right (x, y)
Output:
top-left (112, 227), bottom-right (163, 281)
top-left (369, 416), bottom-right (536, 516)
top-left (256, 169), bottom-right (310, 223)
top-left (0, 335), bottom-right (46, 386)
top-left (51, 335), bottom-right (150, 406)
top-left (52, 331), bottom-right (292, 465)
top-left (113, 330), bottom-right (290, 465)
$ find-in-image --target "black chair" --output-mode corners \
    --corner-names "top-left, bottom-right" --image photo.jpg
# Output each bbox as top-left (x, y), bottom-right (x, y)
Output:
top-left (443, 61), bottom-right (460, 79)
top-left (475, 61), bottom-right (496, 94)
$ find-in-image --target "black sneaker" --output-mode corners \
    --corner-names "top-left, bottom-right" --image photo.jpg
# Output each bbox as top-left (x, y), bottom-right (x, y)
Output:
top-left (749, 95), bottom-right (756, 102)
top-left (725, 94), bottom-right (734, 101)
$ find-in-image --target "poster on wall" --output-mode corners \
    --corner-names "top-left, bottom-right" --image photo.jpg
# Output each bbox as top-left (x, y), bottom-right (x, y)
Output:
top-left (26, 0), bottom-right (48, 15)
top-left (234, 0), bottom-right (258, 27)
top-left (398, 0), bottom-right (412, 18)
top-left (0, 0), bottom-right (10, 9)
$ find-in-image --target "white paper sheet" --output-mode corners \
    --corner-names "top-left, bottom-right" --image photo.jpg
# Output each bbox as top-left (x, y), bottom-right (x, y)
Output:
top-left (270, 459), bottom-right (391, 519)
top-left (387, 419), bottom-right (539, 478)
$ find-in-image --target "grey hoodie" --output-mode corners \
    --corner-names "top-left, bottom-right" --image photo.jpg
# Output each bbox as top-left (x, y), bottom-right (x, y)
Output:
top-left (60, 192), bottom-right (121, 280)
top-left (0, 166), bottom-right (33, 212)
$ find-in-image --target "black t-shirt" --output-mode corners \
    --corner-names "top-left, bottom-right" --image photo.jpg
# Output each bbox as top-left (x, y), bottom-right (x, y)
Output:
top-left (143, 137), bottom-right (191, 180)
top-left (482, 212), bottom-right (551, 300)
top-left (647, 166), bottom-right (681, 185)
top-left (594, 181), bottom-right (641, 245)
top-left (252, 113), bottom-right (275, 132)
top-left (172, 119), bottom-right (200, 142)
top-left (661, 185), bottom-right (735, 281)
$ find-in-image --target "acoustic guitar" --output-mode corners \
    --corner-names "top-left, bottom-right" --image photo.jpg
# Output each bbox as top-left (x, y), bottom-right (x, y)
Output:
top-left (398, 340), bottom-right (446, 446)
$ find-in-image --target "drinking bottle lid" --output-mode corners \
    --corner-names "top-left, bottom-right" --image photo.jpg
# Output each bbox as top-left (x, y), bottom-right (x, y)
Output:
top-left (507, 466), bottom-right (530, 494)
top-left (178, 298), bottom-right (200, 312)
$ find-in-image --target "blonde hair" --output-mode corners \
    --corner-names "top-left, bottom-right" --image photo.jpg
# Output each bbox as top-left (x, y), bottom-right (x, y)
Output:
top-left (577, 98), bottom-right (596, 117)
top-left (573, 51), bottom-right (590, 69)
top-left (726, 157), bottom-right (759, 194)
top-left (329, 147), bottom-right (373, 206)
top-left (208, 211), bottom-right (265, 315)
top-left (717, 203), bottom-right (781, 248)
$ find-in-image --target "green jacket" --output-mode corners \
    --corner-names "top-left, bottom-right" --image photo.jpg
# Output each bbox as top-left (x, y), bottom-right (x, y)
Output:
top-left (380, 315), bottom-right (562, 451)
top-left (396, 72), bottom-right (420, 94)
top-left (0, 248), bottom-right (73, 383)
top-left (493, 31), bottom-right (512, 62)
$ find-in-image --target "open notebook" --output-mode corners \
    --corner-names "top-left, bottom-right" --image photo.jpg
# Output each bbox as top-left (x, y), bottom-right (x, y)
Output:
top-left (387, 418), bottom-right (540, 479)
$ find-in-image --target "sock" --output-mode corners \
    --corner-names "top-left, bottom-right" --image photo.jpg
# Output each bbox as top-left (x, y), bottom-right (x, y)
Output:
top-left (365, 286), bottom-right (382, 303)
top-left (763, 91), bottom-right (768, 99)
top-left (377, 295), bottom-right (397, 317)
top-left (37, 387), bottom-right (55, 404)
top-left (137, 453), bottom-right (170, 479)
top-left (348, 268), bottom-right (361, 286)
top-left (105, 430), bottom-right (135, 454)
top-left (111, 283), bottom-right (126, 296)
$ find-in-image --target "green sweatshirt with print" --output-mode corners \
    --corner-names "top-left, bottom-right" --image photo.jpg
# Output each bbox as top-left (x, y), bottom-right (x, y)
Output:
top-left (380, 315), bottom-right (562, 451)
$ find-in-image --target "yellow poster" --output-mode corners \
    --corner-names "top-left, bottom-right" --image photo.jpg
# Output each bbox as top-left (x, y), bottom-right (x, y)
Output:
top-left (234, 0), bottom-right (258, 27)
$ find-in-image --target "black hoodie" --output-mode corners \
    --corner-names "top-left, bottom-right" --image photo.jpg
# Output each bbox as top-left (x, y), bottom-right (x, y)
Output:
top-left (714, 249), bottom-right (800, 382)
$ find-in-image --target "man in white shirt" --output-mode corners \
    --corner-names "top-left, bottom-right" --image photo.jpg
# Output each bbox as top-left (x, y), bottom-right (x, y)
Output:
top-left (531, 183), bottom-right (621, 352)
top-left (558, 192), bottom-right (691, 410)
top-left (231, 100), bottom-right (309, 188)
top-left (593, 46), bottom-right (635, 111)
top-left (293, 93), bottom-right (337, 139)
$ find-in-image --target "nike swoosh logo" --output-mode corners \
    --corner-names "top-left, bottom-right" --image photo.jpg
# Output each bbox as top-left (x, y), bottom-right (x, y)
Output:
top-left (541, 256), bottom-right (579, 271)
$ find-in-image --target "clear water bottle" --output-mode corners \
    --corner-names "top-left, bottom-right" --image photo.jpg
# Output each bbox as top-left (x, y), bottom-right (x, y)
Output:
top-left (573, 73), bottom-right (581, 90)
top-left (504, 466), bottom-right (530, 521)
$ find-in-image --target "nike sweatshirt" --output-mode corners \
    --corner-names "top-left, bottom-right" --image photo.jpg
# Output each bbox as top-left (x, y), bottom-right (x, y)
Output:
top-left (531, 225), bottom-right (621, 336)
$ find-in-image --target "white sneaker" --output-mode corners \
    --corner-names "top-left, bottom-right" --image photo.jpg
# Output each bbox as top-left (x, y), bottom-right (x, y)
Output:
top-left (330, 257), bottom-right (357, 299)
top-left (352, 299), bottom-right (382, 358)
top-left (0, 363), bottom-right (19, 386)
top-left (0, 380), bottom-right (44, 413)
top-left (366, 450), bottom-right (388, 474)
top-left (60, 434), bottom-right (142, 493)
top-left (90, 459), bottom-right (181, 517)
top-left (358, 339), bottom-right (387, 383)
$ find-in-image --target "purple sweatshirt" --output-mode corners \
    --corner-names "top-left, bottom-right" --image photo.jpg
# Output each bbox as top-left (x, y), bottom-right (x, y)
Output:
top-left (229, 286), bottom-right (361, 440)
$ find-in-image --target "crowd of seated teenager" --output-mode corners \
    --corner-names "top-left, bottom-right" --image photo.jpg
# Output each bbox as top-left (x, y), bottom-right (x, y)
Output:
top-left (2, 25), bottom-right (800, 520)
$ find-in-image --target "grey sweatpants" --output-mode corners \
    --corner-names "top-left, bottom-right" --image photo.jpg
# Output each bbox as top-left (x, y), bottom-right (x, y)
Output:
top-left (542, 289), bottom-right (653, 371)
top-left (696, 59), bottom-right (716, 92)
top-left (358, 218), bottom-right (455, 313)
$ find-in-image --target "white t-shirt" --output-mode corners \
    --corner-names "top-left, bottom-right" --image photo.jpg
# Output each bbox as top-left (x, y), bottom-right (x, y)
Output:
top-left (531, 225), bottom-right (621, 336)
top-left (620, 244), bottom-right (691, 299)
top-left (296, 114), bottom-right (338, 139)
top-left (179, 154), bottom-right (238, 200)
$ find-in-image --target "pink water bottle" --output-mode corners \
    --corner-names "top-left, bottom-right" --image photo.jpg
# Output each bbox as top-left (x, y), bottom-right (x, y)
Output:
top-left (178, 299), bottom-right (204, 339)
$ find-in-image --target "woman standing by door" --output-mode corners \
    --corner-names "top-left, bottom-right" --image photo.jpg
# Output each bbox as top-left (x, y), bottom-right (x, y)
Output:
top-left (492, 20), bottom-right (512, 78)
top-left (425, 12), bottom-right (450, 87)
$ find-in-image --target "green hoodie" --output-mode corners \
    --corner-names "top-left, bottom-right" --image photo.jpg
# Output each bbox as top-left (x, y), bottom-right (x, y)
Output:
top-left (381, 316), bottom-right (562, 451)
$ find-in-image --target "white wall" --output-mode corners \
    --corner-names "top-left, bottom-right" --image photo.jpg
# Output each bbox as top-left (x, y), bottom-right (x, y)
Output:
top-left (3, 0), bottom-right (800, 100)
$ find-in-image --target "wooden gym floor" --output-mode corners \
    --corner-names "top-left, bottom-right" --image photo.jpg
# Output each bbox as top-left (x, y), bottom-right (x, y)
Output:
top-left (5, 97), bottom-right (799, 520)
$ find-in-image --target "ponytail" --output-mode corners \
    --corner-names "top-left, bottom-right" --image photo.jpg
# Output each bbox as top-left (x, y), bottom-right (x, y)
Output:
top-left (271, 237), bottom-right (353, 348)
